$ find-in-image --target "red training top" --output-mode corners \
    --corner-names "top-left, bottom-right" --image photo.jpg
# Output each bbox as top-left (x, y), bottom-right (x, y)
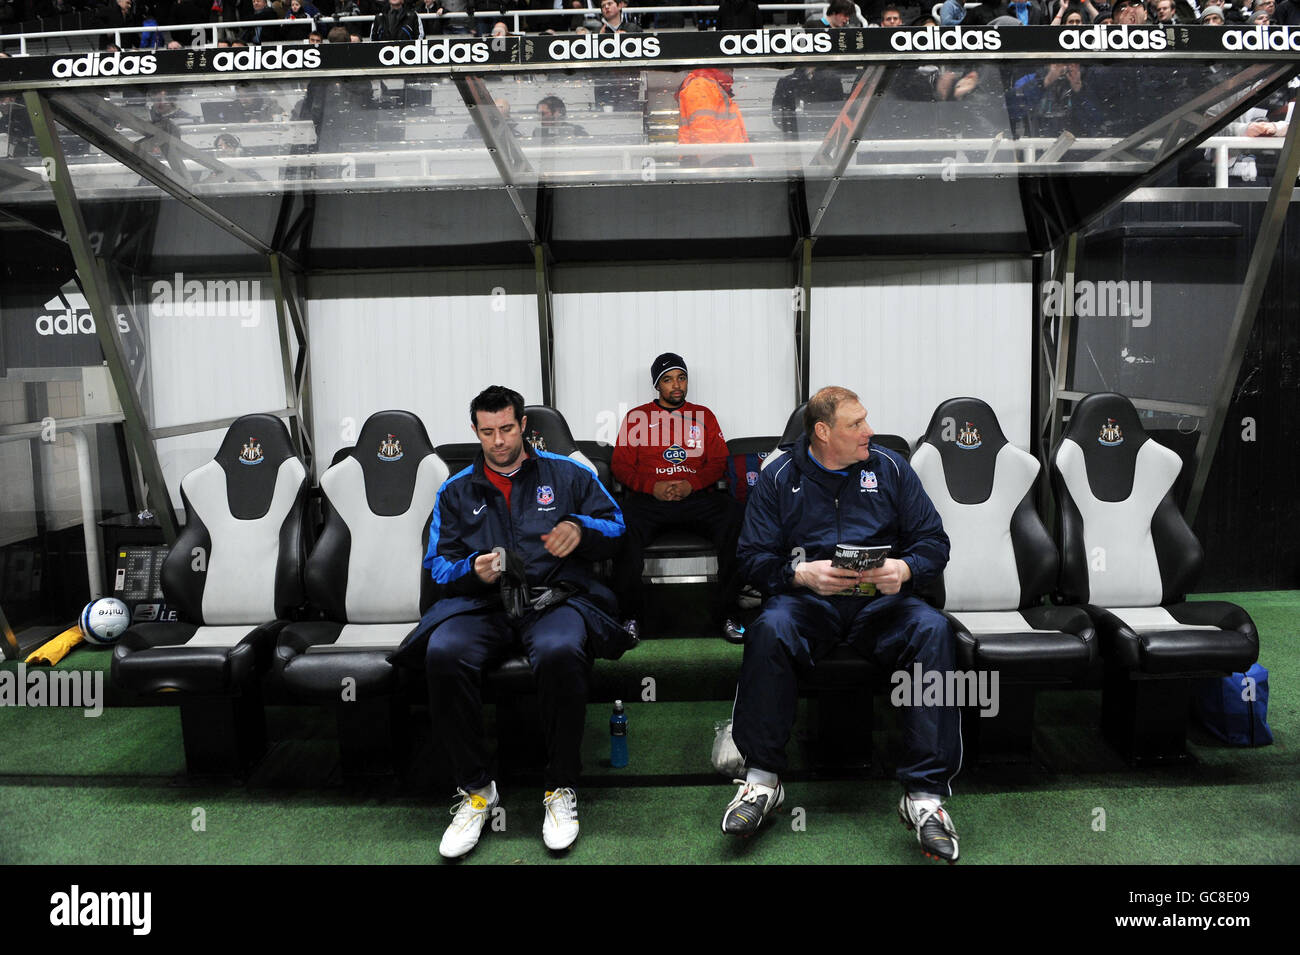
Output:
top-left (612, 400), bottom-right (728, 495)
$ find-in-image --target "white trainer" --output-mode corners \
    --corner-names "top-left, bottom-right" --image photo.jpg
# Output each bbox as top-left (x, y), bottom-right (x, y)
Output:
top-left (439, 786), bottom-right (498, 859)
top-left (542, 788), bottom-right (580, 851)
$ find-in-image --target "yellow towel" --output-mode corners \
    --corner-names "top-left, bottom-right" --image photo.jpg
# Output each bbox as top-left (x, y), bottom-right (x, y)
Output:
top-left (25, 625), bottom-right (85, 666)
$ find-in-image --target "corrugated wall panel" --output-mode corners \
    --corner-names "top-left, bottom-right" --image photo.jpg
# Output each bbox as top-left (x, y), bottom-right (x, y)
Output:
top-left (552, 262), bottom-right (798, 443)
top-left (308, 270), bottom-right (539, 465)
top-left (811, 259), bottom-right (1033, 448)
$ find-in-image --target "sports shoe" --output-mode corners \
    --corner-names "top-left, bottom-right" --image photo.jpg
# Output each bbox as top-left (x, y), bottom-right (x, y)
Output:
top-left (898, 793), bottom-right (959, 863)
top-left (721, 779), bottom-right (784, 836)
top-left (721, 619), bottom-right (746, 644)
top-left (542, 787), bottom-right (580, 851)
top-left (621, 619), bottom-right (640, 642)
top-left (439, 786), bottom-right (498, 859)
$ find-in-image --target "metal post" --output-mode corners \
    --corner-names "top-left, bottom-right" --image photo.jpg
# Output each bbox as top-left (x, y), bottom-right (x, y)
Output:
top-left (535, 243), bottom-right (556, 408)
top-left (794, 237), bottom-right (813, 404)
top-left (1185, 111), bottom-right (1300, 525)
top-left (23, 90), bottom-right (179, 543)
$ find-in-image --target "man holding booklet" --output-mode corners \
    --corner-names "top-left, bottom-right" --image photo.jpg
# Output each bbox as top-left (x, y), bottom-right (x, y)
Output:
top-left (722, 386), bottom-right (964, 862)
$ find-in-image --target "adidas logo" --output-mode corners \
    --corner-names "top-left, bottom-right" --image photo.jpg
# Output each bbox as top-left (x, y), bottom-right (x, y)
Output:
top-left (51, 52), bottom-right (157, 78)
top-left (379, 38), bottom-right (491, 66)
top-left (35, 293), bottom-right (130, 336)
top-left (212, 47), bottom-right (321, 72)
top-left (1222, 25), bottom-right (1300, 51)
top-left (891, 26), bottom-right (1003, 52)
top-left (719, 30), bottom-right (833, 56)
top-left (1058, 24), bottom-right (1169, 51)
top-left (546, 34), bottom-right (660, 60)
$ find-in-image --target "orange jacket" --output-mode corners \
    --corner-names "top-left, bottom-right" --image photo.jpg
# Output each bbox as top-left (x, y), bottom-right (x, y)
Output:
top-left (676, 69), bottom-right (750, 146)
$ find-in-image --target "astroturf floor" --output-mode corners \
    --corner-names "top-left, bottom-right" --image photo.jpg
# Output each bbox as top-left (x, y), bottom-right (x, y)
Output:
top-left (0, 591), bottom-right (1295, 865)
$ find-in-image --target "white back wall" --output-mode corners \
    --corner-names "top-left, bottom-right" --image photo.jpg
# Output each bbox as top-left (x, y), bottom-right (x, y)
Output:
top-left (811, 258), bottom-right (1033, 449)
top-left (553, 262), bottom-right (799, 443)
top-left (308, 270), bottom-right (540, 464)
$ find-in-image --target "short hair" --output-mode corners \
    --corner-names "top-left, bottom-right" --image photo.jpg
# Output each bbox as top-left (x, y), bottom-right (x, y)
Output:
top-left (880, 3), bottom-right (902, 15)
top-left (538, 95), bottom-right (566, 118)
top-left (804, 386), bottom-right (860, 437)
top-left (327, 25), bottom-right (350, 41)
top-left (827, 0), bottom-right (855, 15)
top-left (470, 385), bottom-right (525, 428)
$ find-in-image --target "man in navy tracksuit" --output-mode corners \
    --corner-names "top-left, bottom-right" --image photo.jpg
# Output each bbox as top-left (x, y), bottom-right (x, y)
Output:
top-left (722, 386), bottom-right (963, 862)
top-left (391, 386), bottom-right (627, 858)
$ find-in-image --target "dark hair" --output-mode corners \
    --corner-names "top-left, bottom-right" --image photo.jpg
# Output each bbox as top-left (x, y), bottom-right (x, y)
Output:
top-left (881, 3), bottom-right (903, 14)
top-left (326, 25), bottom-right (350, 41)
top-left (804, 385), bottom-right (859, 437)
top-left (827, 0), bottom-right (855, 15)
top-left (538, 95), bottom-right (566, 118)
top-left (470, 385), bottom-right (525, 428)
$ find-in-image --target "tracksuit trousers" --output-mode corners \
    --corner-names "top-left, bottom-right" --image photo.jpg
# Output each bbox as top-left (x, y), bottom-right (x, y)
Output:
top-left (424, 606), bottom-right (590, 792)
top-left (732, 592), bottom-right (963, 795)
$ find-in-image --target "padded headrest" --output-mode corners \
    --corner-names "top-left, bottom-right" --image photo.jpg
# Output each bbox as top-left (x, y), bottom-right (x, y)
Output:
top-left (214, 414), bottom-right (301, 520)
top-left (779, 403), bottom-right (808, 446)
top-left (919, 397), bottom-right (1009, 505)
top-left (349, 410), bottom-right (437, 516)
top-left (1059, 392), bottom-right (1150, 502)
top-left (523, 405), bottom-right (578, 456)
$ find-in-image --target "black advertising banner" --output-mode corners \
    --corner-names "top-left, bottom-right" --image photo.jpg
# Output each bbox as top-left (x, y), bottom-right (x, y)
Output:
top-left (1, 27), bottom-right (1299, 88)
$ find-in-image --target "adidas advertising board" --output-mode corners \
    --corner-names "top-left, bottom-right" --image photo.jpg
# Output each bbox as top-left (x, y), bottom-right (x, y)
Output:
top-left (379, 37), bottom-right (492, 66)
top-left (51, 52), bottom-right (157, 78)
top-left (5, 28), bottom-right (1300, 85)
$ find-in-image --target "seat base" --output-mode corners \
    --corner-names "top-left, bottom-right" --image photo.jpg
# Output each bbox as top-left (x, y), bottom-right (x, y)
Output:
top-left (337, 696), bottom-right (410, 777)
top-left (1101, 668), bottom-right (1197, 765)
top-left (179, 692), bottom-right (267, 776)
top-left (961, 684), bottom-right (1038, 766)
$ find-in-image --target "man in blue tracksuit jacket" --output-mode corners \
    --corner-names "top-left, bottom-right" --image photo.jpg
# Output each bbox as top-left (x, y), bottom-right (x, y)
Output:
top-left (722, 386), bottom-right (963, 862)
top-left (390, 386), bottom-right (626, 858)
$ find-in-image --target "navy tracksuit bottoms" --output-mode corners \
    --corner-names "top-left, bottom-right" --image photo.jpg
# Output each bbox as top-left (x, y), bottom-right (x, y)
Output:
top-left (732, 592), bottom-right (963, 795)
top-left (424, 606), bottom-right (591, 792)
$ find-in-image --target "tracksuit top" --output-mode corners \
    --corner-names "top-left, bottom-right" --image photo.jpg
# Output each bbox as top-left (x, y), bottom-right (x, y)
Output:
top-left (611, 399), bottom-right (729, 494)
top-left (737, 435), bottom-right (950, 597)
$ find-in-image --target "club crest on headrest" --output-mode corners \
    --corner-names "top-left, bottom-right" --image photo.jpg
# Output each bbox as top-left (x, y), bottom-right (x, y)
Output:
top-left (239, 437), bottom-right (264, 465)
top-left (377, 433), bottom-right (404, 462)
top-left (956, 422), bottom-right (982, 450)
top-left (526, 432), bottom-right (548, 452)
top-left (1098, 418), bottom-right (1124, 447)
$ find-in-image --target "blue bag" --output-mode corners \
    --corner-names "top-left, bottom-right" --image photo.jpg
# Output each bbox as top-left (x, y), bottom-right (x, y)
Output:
top-left (1193, 662), bottom-right (1273, 746)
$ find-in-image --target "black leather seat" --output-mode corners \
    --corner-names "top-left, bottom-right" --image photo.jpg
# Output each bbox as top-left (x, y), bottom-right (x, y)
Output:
top-left (275, 411), bottom-right (447, 773)
top-left (112, 414), bottom-right (308, 774)
top-left (1051, 392), bottom-right (1259, 761)
top-left (522, 404), bottom-right (599, 475)
top-left (912, 398), bottom-right (1095, 759)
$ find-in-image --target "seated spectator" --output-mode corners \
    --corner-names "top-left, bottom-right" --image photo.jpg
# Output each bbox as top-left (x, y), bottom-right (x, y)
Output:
top-left (1051, 1), bottom-right (1091, 22)
top-left (598, 0), bottom-right (641, 31)
top-left (235, 81), bottom-right (279, 121)
top-left (805, 0), bottom-right (851, 28)
top-left (996, 0), bottom-right (1049, 23)
top-left (164, 0), bottom-right (209, 48)
top-left (415, 0), bottom-right (445, 34)
top-left (244, 0), bottom-right (284, 43)
top-left (1112, 0), bottom-right (1149, 21)
top-left (1199, 4), bottom-right (1225, 21)
top-left (371, 0), bottom-right (420, 38)
top-left (464, 98), bottom-right (520, 139)
top-left (489, 17), bottom-right (508, 34)
top-left (308, 25), bottom-right (326, 39)
top-left (98, 0), bottom-right (142, 50)
top-left (1275, 0), bottom-right (1300, 24)
top-left (611, 353), bottom-right (744, 642)
top-left (327, 22), bottom-right (351, 39)
top-left (880, 4), bottom-right (904, 23)
top-left (284, 0), bottom-right (321, 40)
top-left (532, 95), bottom-right (589, 139)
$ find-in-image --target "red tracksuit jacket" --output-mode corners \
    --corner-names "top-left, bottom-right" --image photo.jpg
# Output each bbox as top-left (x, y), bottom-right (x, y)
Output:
top-left (612, 400), bottom-right (729, 494)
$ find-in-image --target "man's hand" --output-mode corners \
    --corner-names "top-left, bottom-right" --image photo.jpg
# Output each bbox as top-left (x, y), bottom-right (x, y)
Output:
top-left (652, 480), bottom-right (677, 502)
top-left (860, 558), bottom-right (912, 595)
top-left (793, 559), bottom-right (861, 596)
top-left (473, 551), bottom-right (502, 584)
top-left (671, 479), bottom-right (693, 500)
top-left (541, 519), bottom-right (582, 558)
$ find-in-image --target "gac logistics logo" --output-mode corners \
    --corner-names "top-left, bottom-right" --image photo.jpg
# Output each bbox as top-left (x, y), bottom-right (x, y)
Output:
top-left (1223, 25), bottom-right (1300, 50)
top-left (1058, 24), bottom-right (1169, 50)
top-left (379, 37), bottom-right (491, 65)
top-left (546, 33), bottom-right (660, 60)
top-left (891, 26), bottom-right (1002, 52)
top-left (52, 52), bottom-right (157, 78)
top-left (213, 46), bottom-right (321, 71)
top-left (719, 29), bottom-right (832, 55)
